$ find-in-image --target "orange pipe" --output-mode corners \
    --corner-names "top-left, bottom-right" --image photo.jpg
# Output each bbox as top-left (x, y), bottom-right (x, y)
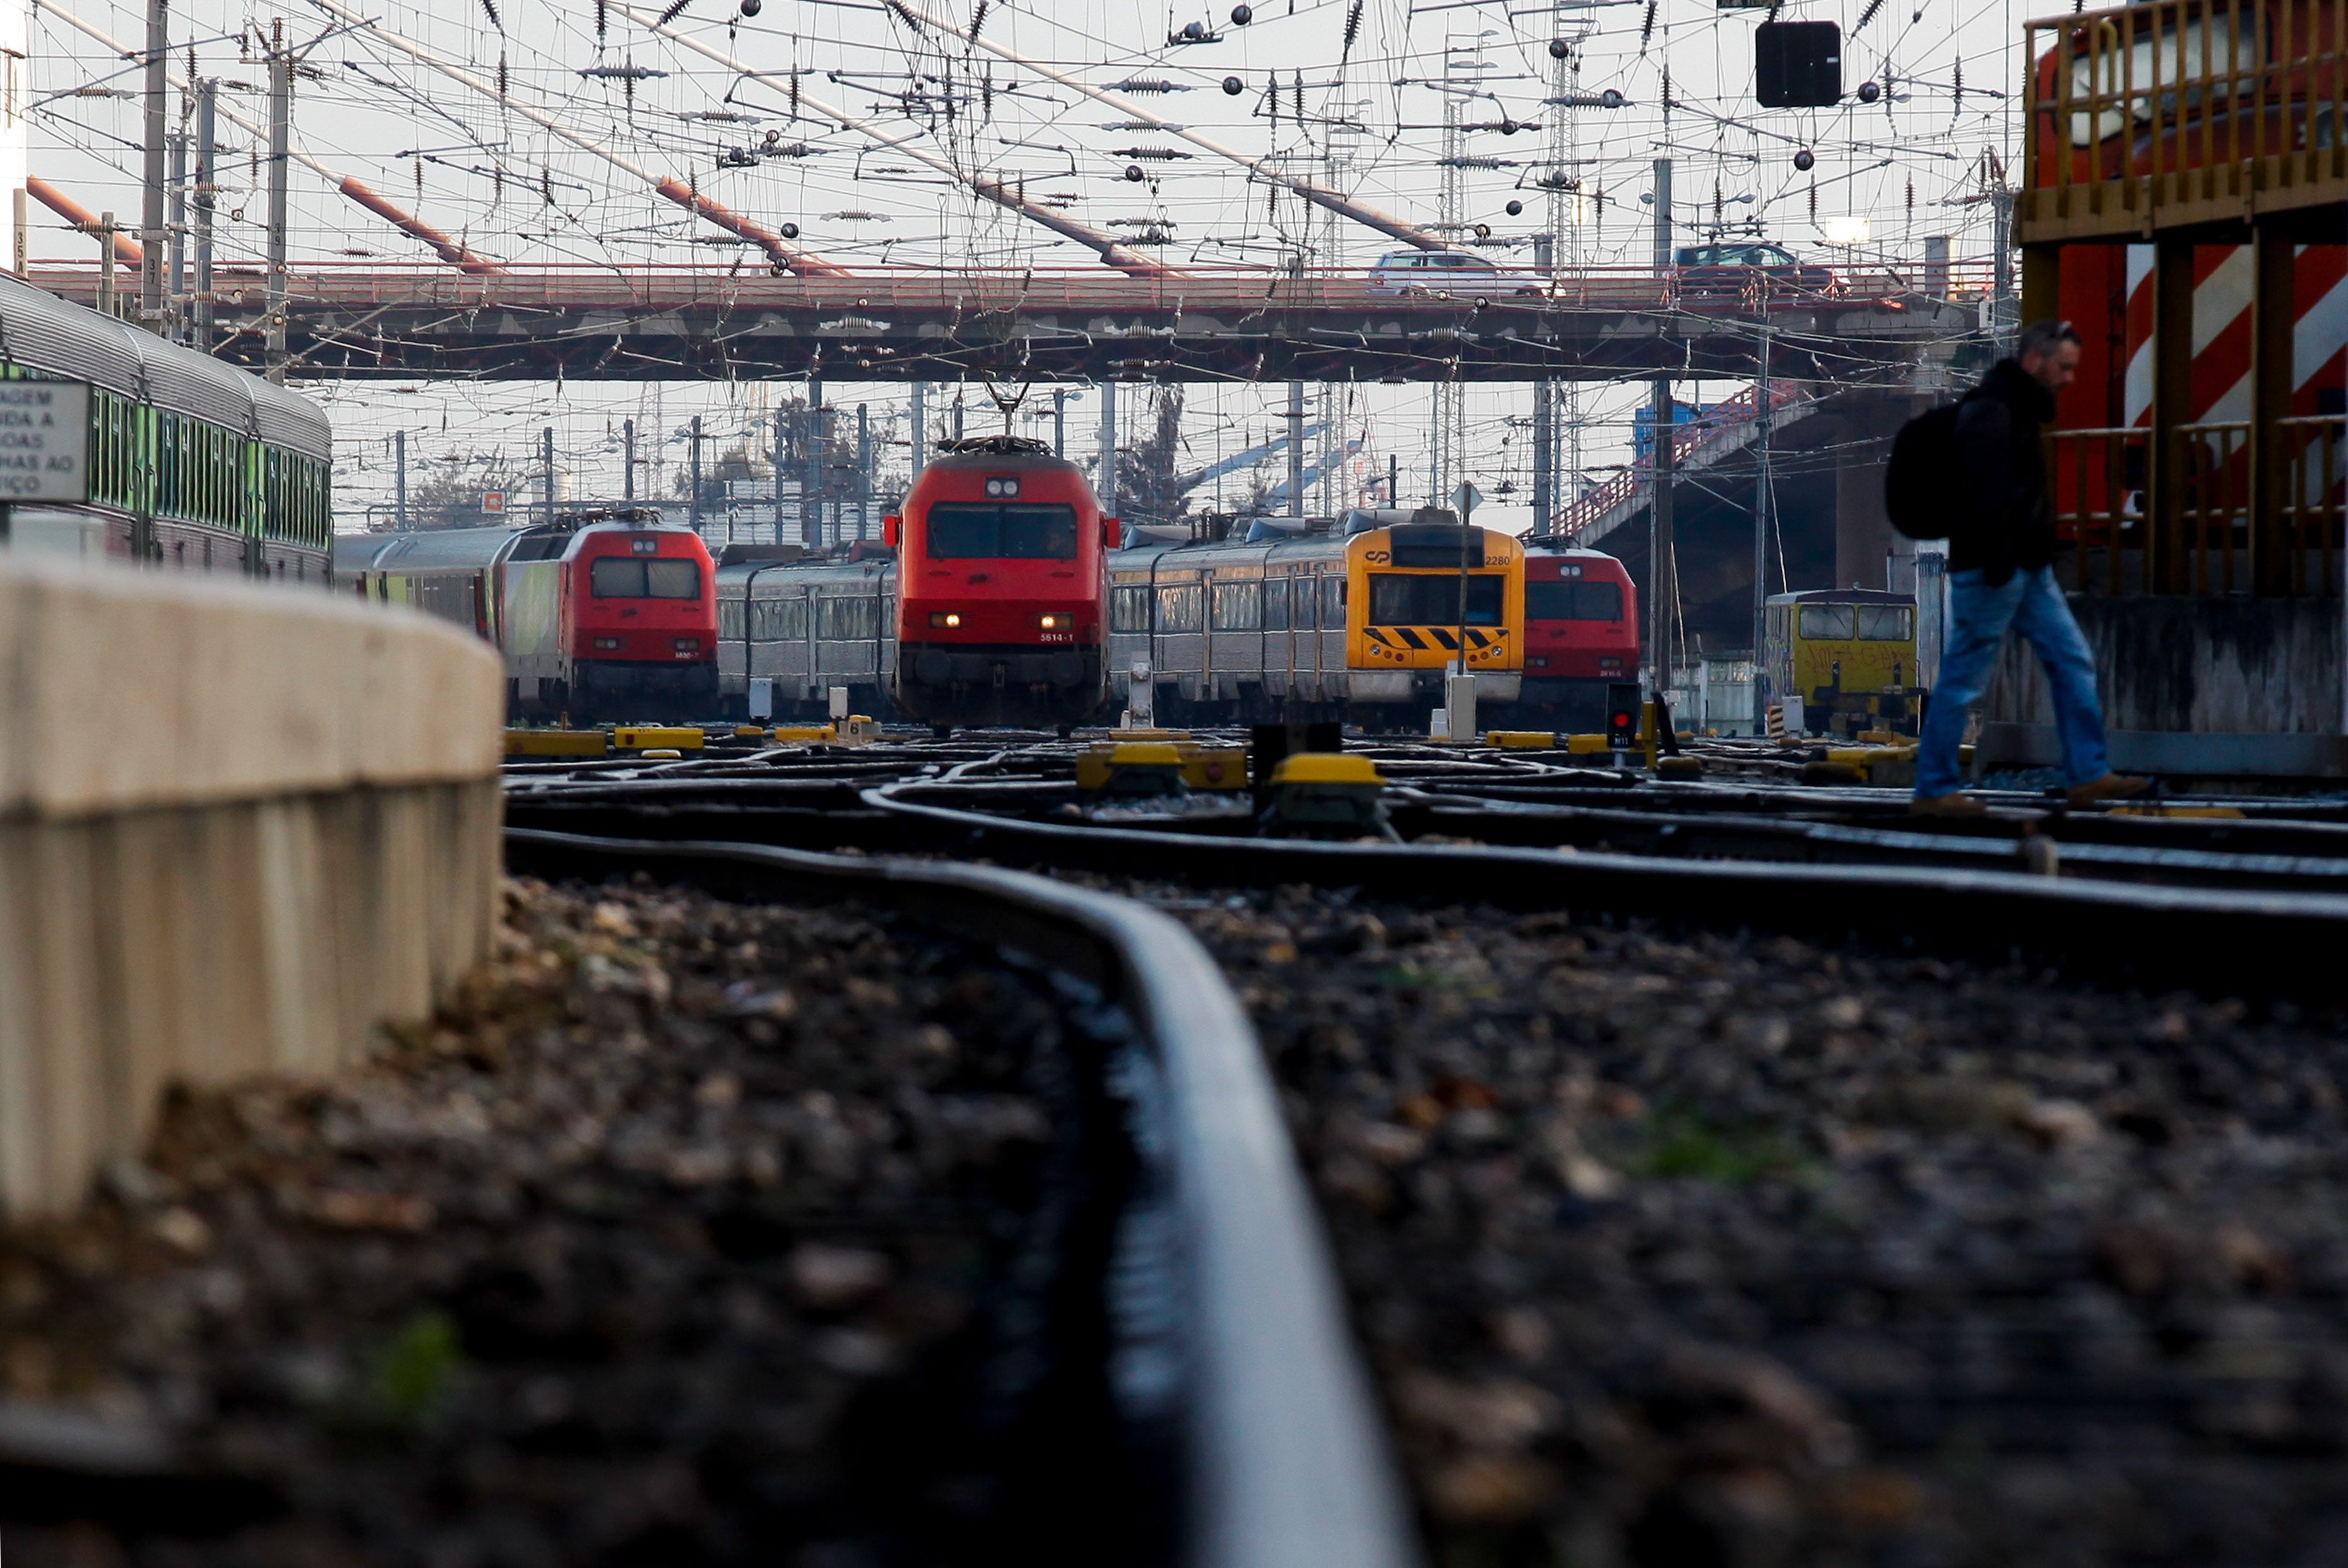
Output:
top-left (26, 176), bottom-right (143, 266)
top-left (654, 177), bottom-right (849, 276)
top-left (338, 177), bottom-right (502, 275)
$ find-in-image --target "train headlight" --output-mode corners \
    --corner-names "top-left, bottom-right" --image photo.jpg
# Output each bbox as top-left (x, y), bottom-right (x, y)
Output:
top-left (593, 636), bottom-right (624, 651)
top-left (931, 612), bottom-right (962, 628)
top-left (673, 638), bottom-right (701, 651)
top-left (983, 477), bottom-right (1021, 499)
top-left (1039, 614), bottom-right (1061, 629)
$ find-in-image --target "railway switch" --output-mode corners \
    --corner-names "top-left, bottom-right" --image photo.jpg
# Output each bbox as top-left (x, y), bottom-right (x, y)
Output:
top-left (1259, 753), bottom-right (1396, 840)
top-left (614, 727), bottom-right (708, 752)
top-left (1077, 741), bottom-right (1190, 797)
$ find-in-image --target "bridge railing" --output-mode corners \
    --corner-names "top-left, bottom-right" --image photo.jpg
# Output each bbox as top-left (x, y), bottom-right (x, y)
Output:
top-left (27, 258), bottom-right (1997, 316)
top-left (1551, 379), bottom-right (1812, 540)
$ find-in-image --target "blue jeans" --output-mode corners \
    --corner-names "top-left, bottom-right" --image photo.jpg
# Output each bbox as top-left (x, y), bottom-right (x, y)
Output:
top-left (1916, 566), bottom-right (2110, 797)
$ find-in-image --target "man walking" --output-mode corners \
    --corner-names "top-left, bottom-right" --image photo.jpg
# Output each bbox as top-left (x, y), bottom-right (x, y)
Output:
top-left (1912, 319), bottom-right (2149, 816)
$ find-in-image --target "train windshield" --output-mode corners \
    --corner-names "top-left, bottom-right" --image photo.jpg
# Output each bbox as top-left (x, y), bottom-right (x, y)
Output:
top-left (590, 557), bottom-right (702, 599)
top-left (1368, 572), bottom-right (1503, 626)
top-left (1857, 606), bottom-right (1914, 640)
top-left (925, 502), bottom-right (1080, 560)
top-left (1527, 581), bottom-right (1623, 621)
top-left (1798, 604), bottom-right (1856, 639)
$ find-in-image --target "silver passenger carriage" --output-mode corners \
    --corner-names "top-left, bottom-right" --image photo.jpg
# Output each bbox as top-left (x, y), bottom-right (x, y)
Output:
top-left (714, 543), bottom-right (898, 718)
top-left (1106, 520), bottom-right (1353, 723)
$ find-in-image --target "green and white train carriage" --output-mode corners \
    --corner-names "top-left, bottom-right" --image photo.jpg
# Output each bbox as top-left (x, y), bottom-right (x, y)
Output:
top-left (0, 271), bottom-right (331, 580)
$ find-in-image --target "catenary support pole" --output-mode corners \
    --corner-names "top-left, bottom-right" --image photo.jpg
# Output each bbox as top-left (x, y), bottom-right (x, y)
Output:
top-left (690, 415), bottom-right (704, 533)
top-left (1750, 325), bottom-right (1772, 732)
top-left (1531, 241), bottom-right (1555, 533)
top-left (191, 80), bottom-right (215, 348)
top-left (166, 124), bottom-right (186, 336)
top-left (805, 377), bottom-right (824, 545)
top-left (542, 426), bottom-right (555, 530)
top-left (623, 418), bottom-right (637, 502)
top-left (1100, 381), bottom-right (1119, 518)
top-left (1288, 382), bottom-right (1305, 518)
top-left (395, 429), bottom-right (408, 532)
top-left (1648, 156), bottom-right (1675, 707)
top-left (910, 383), bottom-right (928, 481)
top-left (140, 0), bottom-right (166, 324)
top-left (857, 404), bottom-right (871, 540)
top-left (264, 24), bottom-right (290, 378)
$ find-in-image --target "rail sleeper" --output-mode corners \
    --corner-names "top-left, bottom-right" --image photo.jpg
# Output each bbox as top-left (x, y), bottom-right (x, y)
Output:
top-left (0, 557), bottom-right (504, 1216)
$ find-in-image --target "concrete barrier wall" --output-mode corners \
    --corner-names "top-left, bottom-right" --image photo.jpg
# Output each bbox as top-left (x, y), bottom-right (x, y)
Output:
top-left (0, 559), bottom-right (504, 1216)
top-left (1986, 595), bottom-right (2343, 735)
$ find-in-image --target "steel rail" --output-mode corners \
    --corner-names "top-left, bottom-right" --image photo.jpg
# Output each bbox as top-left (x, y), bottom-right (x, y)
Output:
top-left (501, 826), bottom-right (1417, 1568)
top-left (839, 785), bottom-right (2348, 997)
top-left (1379, 790), bottom-right (2348, 894)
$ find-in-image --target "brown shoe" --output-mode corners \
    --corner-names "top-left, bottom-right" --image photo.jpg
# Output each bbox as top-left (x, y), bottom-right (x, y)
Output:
top-left (1911, 791), bottom-right (1988, 818)
top-left (2066, 773), bottom-right (2153, 809)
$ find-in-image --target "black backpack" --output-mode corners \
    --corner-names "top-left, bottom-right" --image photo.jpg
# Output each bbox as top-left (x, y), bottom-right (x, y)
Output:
top-left (1884, 401), bottom-right (1962, 540)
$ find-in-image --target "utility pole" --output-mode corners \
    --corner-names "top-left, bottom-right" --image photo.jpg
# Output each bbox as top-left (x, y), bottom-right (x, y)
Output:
top-left (1750, 326), bottom-right (1772, 733)
top-left (264, 21), bottom-right (292, 379)
top-left (191, 79), bottom-right (216, 349)
top-left (140, 0), bottom-right (167, 326)
top-left (1648, 155), bottom-right (1675, 708)
top-left (542, 425), bottom-right (555, 530)
top-left (623, 417), bottom-right (637, 501)
top-left (1532, 235), bottom-right (1555, 534)
top-left (1991, 187), bottom-right (2017, 353)
top-left (689, 414), bottom-right (704, 532)
top-left (856, 403), bottom-right (871, 539)
top-left (395, 429), bottom-right (408, 530)
top-left (805, 376), bottom-right (824, 544)
top-left (769, 410), bottom-right (786, 540)
top-left (1288, 381), bottom-right (1305, 518)
top-left (167, 122), bottom-right (187, 335)
top-left (1099, 381), bottom-right (1118, 517)
top-left (910, 382), bottom-right (928, 480)
top-left (98, 213), bottom-right (118, 317)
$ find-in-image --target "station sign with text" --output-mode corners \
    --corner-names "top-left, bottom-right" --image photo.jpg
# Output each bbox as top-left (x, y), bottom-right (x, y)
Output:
top-left (0, 381), bottom-right (90, 504)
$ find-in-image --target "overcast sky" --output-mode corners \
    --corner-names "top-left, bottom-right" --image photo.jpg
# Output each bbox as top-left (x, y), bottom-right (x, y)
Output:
top-left (32, 0), bottom-right (2026, 525)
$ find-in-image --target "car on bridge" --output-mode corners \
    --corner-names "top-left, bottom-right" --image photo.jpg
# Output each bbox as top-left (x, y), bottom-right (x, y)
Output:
top-left (1671, 241), bottom-right (1837, 303)
top-left (1370, 249), bottom-right (1546, 301)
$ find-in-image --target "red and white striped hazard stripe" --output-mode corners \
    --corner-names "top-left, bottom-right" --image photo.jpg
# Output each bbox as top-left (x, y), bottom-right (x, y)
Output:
top-left (2123, 244), bottom-right (2348, 426)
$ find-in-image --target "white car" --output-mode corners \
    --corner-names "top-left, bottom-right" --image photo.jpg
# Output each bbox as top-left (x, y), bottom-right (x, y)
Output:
top-left (1369, 248), bottom-right (1547, 300)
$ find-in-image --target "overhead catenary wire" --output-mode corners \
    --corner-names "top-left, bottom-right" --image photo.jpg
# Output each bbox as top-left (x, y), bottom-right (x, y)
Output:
top-left (304, 0), bottom-right (850, 275)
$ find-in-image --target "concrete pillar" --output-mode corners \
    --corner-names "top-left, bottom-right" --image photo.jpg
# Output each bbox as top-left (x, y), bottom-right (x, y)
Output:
top-left (1834, 452), bottom-right (1894, 590)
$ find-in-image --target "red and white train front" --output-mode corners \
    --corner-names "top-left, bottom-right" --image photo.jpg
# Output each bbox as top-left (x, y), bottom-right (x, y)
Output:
top-left (559, 523), bottom-right (719, 721)
top-left (886, 436), bottom-right (1115, 732)
top-left (1519, 542), bottom-right (1640, 728)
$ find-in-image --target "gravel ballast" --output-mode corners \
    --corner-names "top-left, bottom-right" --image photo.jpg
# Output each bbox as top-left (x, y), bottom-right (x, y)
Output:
top-left (1139, 881), bottom-right (2348, 1568)
top-left (0, 877), bottom-right (1159, 1567)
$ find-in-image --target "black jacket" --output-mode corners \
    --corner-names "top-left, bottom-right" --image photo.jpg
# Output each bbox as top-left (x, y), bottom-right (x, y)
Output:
top-left (1949, 358), bottom-right (2058, 583)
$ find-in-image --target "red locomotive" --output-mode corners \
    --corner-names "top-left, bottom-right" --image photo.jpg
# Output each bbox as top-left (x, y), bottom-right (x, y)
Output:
top-left (336, 509), bottom-right (719, 723)
top-left (884, 436), bottom-right (1117, 734)
top-left (1518, 540), bottom-right (1640, 728)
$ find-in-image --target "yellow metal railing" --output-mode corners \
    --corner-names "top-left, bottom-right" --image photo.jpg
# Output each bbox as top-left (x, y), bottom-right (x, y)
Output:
top-left (2048, 418), bottom-right (2344, 596)
top-left (2022, 0), bottom-right (2348, 242)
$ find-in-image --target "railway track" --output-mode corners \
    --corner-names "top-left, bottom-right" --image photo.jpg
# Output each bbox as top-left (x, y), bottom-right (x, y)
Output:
top-left (0, 833), bottom-right (1409, 1568)
top-left (504, 734), bottom-right (2348, 993)
top-left (484, 804), bottom-right (2348, 1565)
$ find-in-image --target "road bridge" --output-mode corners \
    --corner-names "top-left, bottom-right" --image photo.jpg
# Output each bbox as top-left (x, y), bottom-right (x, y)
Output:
top-left (30, 261), bottom-right (1984, 383)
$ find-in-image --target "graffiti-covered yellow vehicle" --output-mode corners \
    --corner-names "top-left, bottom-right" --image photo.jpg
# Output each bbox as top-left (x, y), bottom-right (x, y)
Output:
top-left (1761, 589), bottom-right (1923, 735)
